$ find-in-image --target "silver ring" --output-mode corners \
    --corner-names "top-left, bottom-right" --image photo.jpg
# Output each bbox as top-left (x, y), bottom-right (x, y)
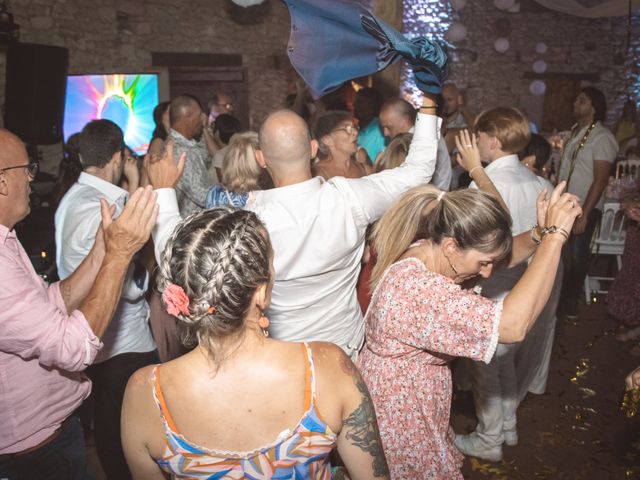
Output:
top-left (466, 144), bottom-right (472, 148)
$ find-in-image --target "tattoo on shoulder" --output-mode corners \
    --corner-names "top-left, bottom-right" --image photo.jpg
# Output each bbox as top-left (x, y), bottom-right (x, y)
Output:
top-left (340, 354), bottom-right (390, 478)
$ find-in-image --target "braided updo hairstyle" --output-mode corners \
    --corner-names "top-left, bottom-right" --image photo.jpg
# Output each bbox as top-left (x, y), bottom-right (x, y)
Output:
top-left (157, 207), bottom-right (271, 361)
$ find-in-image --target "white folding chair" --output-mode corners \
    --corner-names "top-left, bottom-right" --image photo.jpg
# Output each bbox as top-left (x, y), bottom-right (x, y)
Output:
top-left (584, 202), bottom-right (626, 304)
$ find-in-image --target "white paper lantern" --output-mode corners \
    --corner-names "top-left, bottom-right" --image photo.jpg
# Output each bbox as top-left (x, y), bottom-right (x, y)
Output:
top-left (532, 60), bottom-right (547, 74)
top-left (450, 0), bottom-right (467, 11)
top-left (494, 37), bottom-right (510, 53)
top-left (508, 2), bottom-right (520, 12)
top-left (494, 0), bottom-right (516, 10)
top-left (535, 42), bottom-right (548, 54)
top-left (230, 0), bottom-right (265, 6)
top-left (445, 22), bottom-right (468, 42)
top-left (529, 80), bottom-right (546, 96)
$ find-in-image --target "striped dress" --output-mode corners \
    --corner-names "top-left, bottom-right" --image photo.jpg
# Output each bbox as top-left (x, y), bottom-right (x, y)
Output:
top-left (152, 343), bottom-right (337, 479)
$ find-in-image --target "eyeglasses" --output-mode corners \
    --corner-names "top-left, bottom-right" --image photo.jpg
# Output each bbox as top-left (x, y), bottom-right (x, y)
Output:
top-left (217, 102), bottom-right (234, 110)
top-left (332, 124), bottom-right (359, 135)
top-left (0, 162), bottom-right (39, 178)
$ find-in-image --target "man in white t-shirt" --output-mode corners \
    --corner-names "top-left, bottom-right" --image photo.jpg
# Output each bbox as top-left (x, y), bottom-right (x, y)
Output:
top-left (454, 107), bottom-right (548, 462)
top-left (55, 120), bottom-right (157, 479)
top-left (152, 98), bottom-right (441, 358)
top-left (556, 86), bottom-right (618, 317)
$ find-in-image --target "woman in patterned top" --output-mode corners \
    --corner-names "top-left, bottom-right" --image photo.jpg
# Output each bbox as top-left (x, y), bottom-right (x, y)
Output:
top-left (122, 207), bottom-right (389, 479)
top-left (356, 181), bottom-right (582, 479)
top-left (205, 132), bottom-right (261, 208)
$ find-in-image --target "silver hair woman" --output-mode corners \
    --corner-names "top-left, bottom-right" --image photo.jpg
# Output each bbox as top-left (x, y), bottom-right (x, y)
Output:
top-left (356, 183), bottom-right (582, 479)
top-left (121, 207), bottom-right (391, 479)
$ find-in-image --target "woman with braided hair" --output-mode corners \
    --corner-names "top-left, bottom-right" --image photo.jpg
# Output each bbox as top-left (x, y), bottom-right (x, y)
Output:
top-left (356, 181), bottom-right (582, 478)
top-left (121, 207), bottom-right (390, 479)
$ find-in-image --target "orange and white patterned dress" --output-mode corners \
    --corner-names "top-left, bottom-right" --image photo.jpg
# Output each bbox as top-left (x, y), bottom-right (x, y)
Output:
top-left (152, 343), bottom-right (337, 479)
top-left (357, 258), bottom-right (501, 479)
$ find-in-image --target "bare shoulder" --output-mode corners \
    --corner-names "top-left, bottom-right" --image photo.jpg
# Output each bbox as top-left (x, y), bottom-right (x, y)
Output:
top-left (308, 341), bottom-right (345, 363)
top-left (126, 364), bottom-right (158, 390)
top-left (308, 342), bottom-right (360, 381)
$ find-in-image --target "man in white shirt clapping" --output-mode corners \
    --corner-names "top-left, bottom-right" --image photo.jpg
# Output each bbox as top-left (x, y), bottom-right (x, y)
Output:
top-left (55, 120), bottom-right (157, 480)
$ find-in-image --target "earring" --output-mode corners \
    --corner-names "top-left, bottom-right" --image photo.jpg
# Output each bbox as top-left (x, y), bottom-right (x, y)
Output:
top-left (258, 314), bottom-right (270, 338)
top-left (445, 255), bottom-right (459, 275)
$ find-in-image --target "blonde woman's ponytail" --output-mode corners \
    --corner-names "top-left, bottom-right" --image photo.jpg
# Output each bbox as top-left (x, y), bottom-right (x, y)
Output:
top-left (371, 185), bottom-right (442, 288)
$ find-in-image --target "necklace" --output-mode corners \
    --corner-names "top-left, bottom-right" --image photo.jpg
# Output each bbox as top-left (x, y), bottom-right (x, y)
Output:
top-left (563, 122), bottom-right (597, 187)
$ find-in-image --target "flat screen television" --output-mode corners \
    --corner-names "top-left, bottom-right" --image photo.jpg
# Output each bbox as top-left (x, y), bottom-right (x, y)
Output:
top-left (63, 73), bottom-right (159, 155)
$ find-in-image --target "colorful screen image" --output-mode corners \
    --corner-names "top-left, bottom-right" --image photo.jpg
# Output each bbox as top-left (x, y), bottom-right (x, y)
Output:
top-left (64, 74), bottom-right (159, 155)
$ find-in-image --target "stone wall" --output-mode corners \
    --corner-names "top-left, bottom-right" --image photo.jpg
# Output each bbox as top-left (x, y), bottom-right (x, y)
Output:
top-left (444, 0), bottom-right (636, 129)
top-left (1, 0), bottom-right (637, 171)
top-left (1, 0), bottom-right (293, 128)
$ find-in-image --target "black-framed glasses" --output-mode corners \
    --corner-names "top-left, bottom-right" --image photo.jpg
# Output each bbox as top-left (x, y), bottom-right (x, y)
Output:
top-left (0, 162), bottom-right (39, 178)
top-left (332, 124), bottom-right (359, 135)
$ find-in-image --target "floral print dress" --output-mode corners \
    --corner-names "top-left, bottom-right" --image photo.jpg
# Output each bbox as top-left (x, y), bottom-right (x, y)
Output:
top-left (357, 257), bottom-right (502, 479)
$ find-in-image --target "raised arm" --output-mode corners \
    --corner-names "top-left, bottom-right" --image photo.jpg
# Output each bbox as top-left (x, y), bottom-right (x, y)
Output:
top-left (144, 141), bottom-right (186, 263)
top-left (454, 129), bottom-right (508, 212)
top-left (499, 184), bottom-right (582, 342)
top-left (343, 95), bottom-right (440, 223)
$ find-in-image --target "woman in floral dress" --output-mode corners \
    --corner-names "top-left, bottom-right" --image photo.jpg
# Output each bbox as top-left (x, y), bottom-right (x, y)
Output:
top-left (357, 181), bottom-right (581, 479)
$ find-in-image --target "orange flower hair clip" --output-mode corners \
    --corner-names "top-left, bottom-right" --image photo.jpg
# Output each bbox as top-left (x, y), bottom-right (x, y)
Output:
top-left (162, 283), bottom-right (190, 317)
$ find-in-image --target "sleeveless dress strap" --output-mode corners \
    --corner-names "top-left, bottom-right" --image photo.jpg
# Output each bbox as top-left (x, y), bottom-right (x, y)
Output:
top-left (302, 342), bottom-right (316, 410)
top-left (152, 366), bottom-right (180, 434)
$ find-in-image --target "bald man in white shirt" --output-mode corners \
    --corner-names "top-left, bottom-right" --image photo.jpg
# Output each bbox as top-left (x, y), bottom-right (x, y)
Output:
top-left (152, 95), bottom-right (441, 358)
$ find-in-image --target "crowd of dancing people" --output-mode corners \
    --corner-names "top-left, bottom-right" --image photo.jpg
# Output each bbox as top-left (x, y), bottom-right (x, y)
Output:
top-left (2, 64), bottom-right (640, 479)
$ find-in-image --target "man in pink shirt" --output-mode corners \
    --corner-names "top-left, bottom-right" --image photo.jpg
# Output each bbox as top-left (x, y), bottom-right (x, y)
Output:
top-left (0, 128), bottom-right (163, 479)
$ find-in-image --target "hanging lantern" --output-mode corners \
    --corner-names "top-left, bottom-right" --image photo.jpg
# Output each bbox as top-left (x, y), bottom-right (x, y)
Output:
top-left (446, 22), bottom-right (468, 42)
top-left (532, 60), bottom-right (548, 73)
top-left (230, 0), bottom-right (265, 6)
top-left (450, 0), bottom-right (467, 11)
top-left (535, 42), bottom-right (548, 54)
top-left (494, 37), bottom-right (510, 53)
top-left (529, 80), bottom-right (546, 96)
top-left (494, 0), bottom-right (516, 10)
